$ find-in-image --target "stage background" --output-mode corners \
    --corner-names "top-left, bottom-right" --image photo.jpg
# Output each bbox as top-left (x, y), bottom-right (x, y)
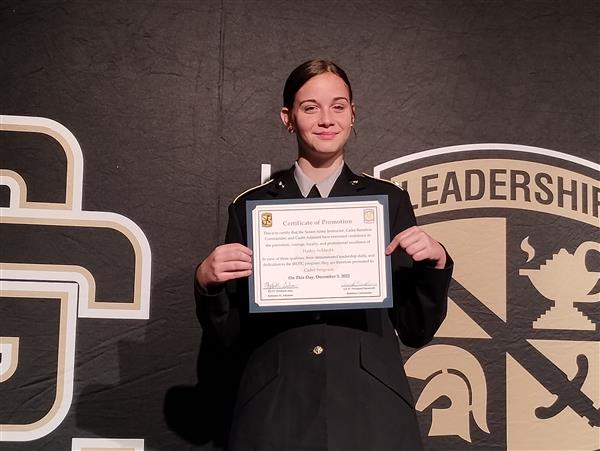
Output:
top-left (1, 1), bottom-right (598, 450)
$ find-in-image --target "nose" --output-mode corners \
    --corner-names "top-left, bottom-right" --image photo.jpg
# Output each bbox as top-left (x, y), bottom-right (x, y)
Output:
top-left (318, 109), bottom-right (334, 127)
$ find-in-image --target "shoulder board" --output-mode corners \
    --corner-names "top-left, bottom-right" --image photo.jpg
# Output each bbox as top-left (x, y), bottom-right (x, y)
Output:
top-left (361, 173), bottom-right (404, 190)
top-left (233, 178), bottom-right (275, 204)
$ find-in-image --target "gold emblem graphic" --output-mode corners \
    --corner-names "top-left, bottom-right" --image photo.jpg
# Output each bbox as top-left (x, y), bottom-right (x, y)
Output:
top-left (261, 212), bottom-right (272, 227)
top-left (520, 238), bottom-right (599, 331)
top-left (405, 344), bottom-right (490, 443)
top-left (363, 208), bottom-right (375, 224)
top-left (375, 144), bottom-right (599, 451)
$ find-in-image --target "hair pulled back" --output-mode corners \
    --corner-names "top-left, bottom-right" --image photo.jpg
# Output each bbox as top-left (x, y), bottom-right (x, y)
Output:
top-left (282, 59), bottom-right (353, 110)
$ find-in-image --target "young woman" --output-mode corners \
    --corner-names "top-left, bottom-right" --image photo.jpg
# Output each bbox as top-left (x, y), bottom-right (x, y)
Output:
top-left (195, 59), bottom-right (452, 451)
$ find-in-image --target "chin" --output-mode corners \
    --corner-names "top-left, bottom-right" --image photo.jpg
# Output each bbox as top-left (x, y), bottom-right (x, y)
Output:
top-left (299, 139), bottom-right (347, 160)
top-left (315, 141), bottom-right (346, 153)
top-left (315, 146), bottom-right (340, 154)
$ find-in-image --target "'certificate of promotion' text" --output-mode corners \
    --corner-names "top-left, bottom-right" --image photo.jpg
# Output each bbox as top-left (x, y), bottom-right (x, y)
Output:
top-left (246, 196), bottom-right (392, 312)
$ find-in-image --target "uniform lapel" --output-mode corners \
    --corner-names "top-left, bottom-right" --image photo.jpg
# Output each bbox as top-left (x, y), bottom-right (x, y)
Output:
top-left (265, 166), bottom-right (303, 199)
top-left (329, 164), bottom-right (367, 197)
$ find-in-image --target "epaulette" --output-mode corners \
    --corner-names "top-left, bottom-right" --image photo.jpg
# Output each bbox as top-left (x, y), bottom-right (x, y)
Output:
top-left (233, 178), bottom-right (275, 204)
top-left (361, 173), bottom-right (404, 190)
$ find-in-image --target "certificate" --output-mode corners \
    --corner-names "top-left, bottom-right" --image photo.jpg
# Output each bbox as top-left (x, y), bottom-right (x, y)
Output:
top-left (246, 195), bottom-right (392, 313)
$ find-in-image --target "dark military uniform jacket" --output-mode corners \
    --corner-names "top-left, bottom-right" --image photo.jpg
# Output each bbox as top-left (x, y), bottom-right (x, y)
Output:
top-left (195, 164), bottom-right (453, 451)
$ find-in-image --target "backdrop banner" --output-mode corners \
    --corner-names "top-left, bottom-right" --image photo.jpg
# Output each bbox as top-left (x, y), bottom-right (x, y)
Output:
top-left (1, 1), bottom-right (598, 450)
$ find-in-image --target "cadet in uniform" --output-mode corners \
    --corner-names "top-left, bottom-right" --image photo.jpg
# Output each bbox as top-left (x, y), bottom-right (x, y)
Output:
top-left (195, 59), bottom-right (453, 451)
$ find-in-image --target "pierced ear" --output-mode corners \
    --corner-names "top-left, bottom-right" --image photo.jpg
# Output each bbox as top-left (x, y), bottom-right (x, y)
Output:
top-left (280, 107), bottom-right (295, 133)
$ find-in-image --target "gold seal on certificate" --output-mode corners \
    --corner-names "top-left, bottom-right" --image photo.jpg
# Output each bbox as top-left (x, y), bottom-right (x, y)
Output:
top-left (246, 195), bottom-right (392, 313)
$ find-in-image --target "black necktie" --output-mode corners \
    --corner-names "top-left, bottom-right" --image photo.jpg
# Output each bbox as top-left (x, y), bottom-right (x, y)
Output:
top-left (307, 185), bottom-right (321, 198)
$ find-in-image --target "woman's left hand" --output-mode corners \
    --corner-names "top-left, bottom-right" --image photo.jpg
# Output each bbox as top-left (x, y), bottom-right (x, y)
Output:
top-left (385, 225), bottom-right (447, 269)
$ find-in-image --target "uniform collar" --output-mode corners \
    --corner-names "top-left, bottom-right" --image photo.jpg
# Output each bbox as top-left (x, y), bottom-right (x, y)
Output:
top-left (267, 163), bottom-right (365, 198)
top-left (293, 160), bottom-right (344, 198)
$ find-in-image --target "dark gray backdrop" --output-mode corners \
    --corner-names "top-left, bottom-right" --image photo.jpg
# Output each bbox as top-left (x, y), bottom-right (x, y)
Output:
top-left (1, 1), bottom-right (598, 450)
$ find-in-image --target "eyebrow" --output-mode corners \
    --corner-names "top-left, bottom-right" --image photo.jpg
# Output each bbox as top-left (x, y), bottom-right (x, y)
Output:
top-left (298, 96), bottom-right (349, 105)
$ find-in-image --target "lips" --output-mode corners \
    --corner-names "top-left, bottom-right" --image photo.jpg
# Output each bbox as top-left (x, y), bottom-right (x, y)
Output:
top-left (314, 132), bottom-right (338, 140)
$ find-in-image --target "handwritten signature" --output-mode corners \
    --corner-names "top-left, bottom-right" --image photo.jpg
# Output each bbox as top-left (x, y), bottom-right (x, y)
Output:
top-left (341, 280), bottom-right (376, 288)
top-left (263, 281), bottom-right (298, 289)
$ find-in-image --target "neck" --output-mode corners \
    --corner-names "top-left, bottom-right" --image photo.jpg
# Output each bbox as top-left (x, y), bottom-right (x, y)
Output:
top-left (296, 154), bottom-right (344, 183)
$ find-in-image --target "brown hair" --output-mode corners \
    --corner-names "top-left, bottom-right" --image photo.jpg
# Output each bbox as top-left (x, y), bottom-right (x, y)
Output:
top-left (282, 59), bottom-right (353, 109)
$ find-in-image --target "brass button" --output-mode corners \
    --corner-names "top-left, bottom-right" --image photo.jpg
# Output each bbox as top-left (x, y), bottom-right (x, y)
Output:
top-left (312, 345), bottom-right (324, 355)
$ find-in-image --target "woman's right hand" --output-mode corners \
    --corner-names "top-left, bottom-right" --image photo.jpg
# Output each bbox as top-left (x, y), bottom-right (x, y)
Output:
top-left (196, 243), bottom-right (253, 289)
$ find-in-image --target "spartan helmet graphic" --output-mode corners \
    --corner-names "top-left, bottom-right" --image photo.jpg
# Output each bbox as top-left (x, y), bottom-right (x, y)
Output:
top-left (405, 344), bottom-right (490, 442)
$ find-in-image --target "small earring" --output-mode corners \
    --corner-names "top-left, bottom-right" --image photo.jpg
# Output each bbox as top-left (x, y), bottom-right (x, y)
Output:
top-left (287, 125), bottom-right (294, 134)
